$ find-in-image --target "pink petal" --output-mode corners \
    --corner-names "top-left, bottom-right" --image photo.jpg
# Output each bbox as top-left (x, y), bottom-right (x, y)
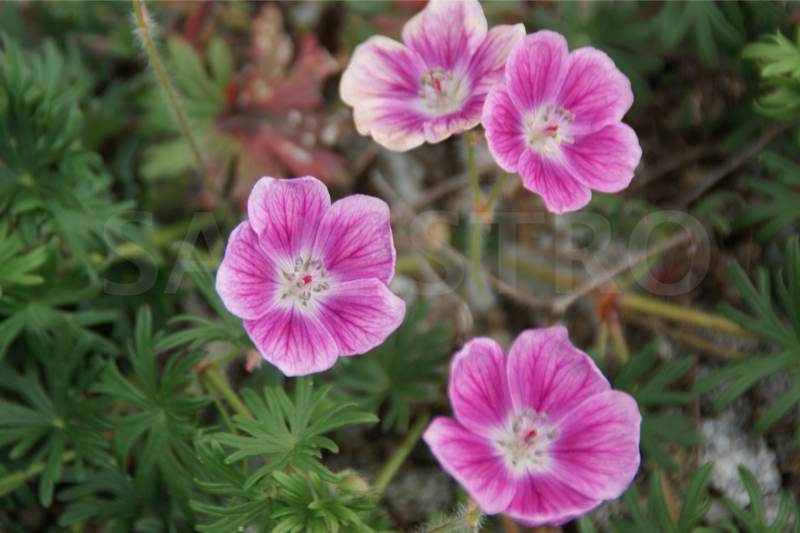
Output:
top-left (507, 327), bottom-right (610, 423)
top-left (244, 306), bottom-right (338, 377)
top-left (449, 338), bottom-right (513, 438)
top-left (467, 24), bottom-right (526, 97)
top-left (562, 123), bottom-right (642, 193)
top-left (401, 0), bottom-right (487, 72)
top-left (482, 85), bottom-right (526, 173)
top-left (558, 47), bottom-right (634, 136)
top-left (423, 417), bottom-right (516, 515)
top-left (340, 36), bottom-right (430, 151)
top-left (503, 470), bottom-right (602, 527)
top-left (518, 150), bottom-right (591, 214)
top-left (216, 221), bottom-right (281, 320)
top-left (423, 111), bottom-right (480, 145)
top-left (246, 177), bottom-right (276, 237)
top-left (506, 31), bottom-right (568, 114)
top-left (315, 279), bottom-right (405, 356)
top-left (549, 390), bottom-right (642, 501)
top-left (253, 176), bottom-right (331, 266)
top-left (312, 195), bottom-right (395, 285)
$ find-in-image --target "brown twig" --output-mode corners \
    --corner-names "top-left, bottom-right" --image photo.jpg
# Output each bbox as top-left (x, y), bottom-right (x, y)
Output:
top-left (550, 228), bottom-right (696, 316)
top-left (672, 118), bottom-right (800, 208)
top-left (621, 312), bottom-right (745, 359)
top-left (628, 144), bottom-right (720, 193)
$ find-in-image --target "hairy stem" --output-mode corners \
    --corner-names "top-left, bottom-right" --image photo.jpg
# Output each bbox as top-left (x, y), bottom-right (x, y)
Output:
top-left (375, 411), bottom-right (431, 491)
top-left (0, 450), bottom-right (76, 498)
top-left (132, 0), bottom-right (233, 226)
top-left (464, 132), bottom-right (487, 297)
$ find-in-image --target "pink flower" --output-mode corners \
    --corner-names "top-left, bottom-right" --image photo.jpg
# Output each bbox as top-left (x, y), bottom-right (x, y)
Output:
top-left (215, 176), bottom-right (406, 377)
top-left (340, 0), bottom-right (524, 152)
top-left (482, 31), bottom-right (642, 214)
top-left (423, 327), bottom-right (641, 527)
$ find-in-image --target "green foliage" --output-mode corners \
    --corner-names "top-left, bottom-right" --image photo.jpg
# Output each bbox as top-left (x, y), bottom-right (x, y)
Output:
top-left (0, 216), bottom-right (46, 297)
top-left (734, 151), bottom-right (800, 240)
top-left (91, 306), bottom-right (211, 518)
top-left (694, 236), bottom-right (800, 437)
top-left (610, 464), bottom-right (715, 533)
top-left (716, 466), bottom-right (799, 533)
top-left (743, 29), bottom-right (800, 120)
top-left (614, 341), bottom-right (702, 470)
top-left (58, 467), bottom-right (195, 533)
top-left (191, 379), bottom-right (378, 532)
top-left (157, 258), bottom-right (249, 352)
top-left (659, 1), bottom-right (745, 65)
top-left (0, 32), bottom-right (133, 276)
top-left (330, 300), bottom-right (450, 433)
top-left (0, 248), bottom-right (119, 360)
top-left (0, 329), bottom-right (111, 506)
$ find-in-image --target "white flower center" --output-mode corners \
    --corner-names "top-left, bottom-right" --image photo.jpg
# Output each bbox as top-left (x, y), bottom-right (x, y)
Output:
top-left (525, 104), bottom-right (575, 155)
top-left (495, 409), bottom-right (560, 472)
top-left (280, 256), bottom-right (330, 307)
top-left (417, 67), bottom-right (469, 115)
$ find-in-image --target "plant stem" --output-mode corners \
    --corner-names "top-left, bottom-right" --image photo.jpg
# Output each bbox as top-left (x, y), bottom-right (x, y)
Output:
top-left (464, 132), bottom-right (487, 297)
top-left (375, 411), bottom-right (431, 491)
top-left (484, 172), bottom-right (508, 211)
top-left (464, 132), bottom-right (482, 207)
top-left (617, 292), bottom-right (755, 338)
top-left (204, 366), bottom-right (253, 419)
top-left (132, 0), bottom-right (233, 227)
top-left (0, 450), bottom-right (76, 498)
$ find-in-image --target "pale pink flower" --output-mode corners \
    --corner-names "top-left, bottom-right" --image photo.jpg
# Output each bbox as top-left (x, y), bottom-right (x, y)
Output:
top-left (423, 327), bottom-right (641, 527)
top-left (216, 176), bottom-right (405, 377)
top-left (482, 31), bottom-right (642, 214)
top-left (340, 0), bottom-right (524, 152)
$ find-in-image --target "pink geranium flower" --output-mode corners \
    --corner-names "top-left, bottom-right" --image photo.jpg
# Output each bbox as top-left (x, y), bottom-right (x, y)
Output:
top-left (216, 176), bottom-right (406, 377)
top-left (340, 0), bottom-right (524, 152)
top-left (482, 31), bottom-right (642, 214)
top-left (423, 327), bottom-right (641, 527)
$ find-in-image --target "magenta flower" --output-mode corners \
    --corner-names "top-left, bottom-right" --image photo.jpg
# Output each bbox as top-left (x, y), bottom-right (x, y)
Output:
top-left (423, 327), bottom-right (641, 527)
top-left (340, 0), bottom-right (524, 152)
top-left (482, 31), bottom-right (642, 214)
top-left (215, 176), bottom-right (406, 377)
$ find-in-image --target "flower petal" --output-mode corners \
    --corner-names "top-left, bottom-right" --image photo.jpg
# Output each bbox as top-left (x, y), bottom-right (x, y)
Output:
top-left (216, 221), bottom-right (281, 320)
top-left (340, 36), bottom-right (430, 152)
top-left (315, 279), bottom-right (405, 356)
top-left (549, 390), bottom-right (642, 501)
top-left (506, 31), bottom-right (568, 114)
top-left (467, 24), bottom-right (526, 97)
top-left (254, 176), bottom-right (331, 266)
top-left (518, 150), bottom-right (591, 214)
top-left (423, 417), bottom-right (516, 515)
top-left (558, 47), bottom-right (634, 136)
top-left (401, 0), bottom-right (487, 72)
top-left (246, 176), bottom-right (276, 236)
top-left (482, 85), bottom-right (526, 173)
top-left (503, 470), bottom-right (602, 527)
top-left (244, 306), bottom-right (338, 377)
top-left (562, 123), bottom-right (642, 193)
top-left (449, 338), bottom-right (513, 438)
top-left (507, 327), bottom-right (610, 423)
top-left (423, 111), bottom-right (480, 145)
top-left (312, 194), bottom-right (395, 285)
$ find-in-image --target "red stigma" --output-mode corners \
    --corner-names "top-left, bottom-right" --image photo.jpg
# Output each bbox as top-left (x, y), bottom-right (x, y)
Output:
top-left (303, 275), bottom-right (312, 285)
top-left (430, 72), bottom-right (442, 92)
top-left (544, 124), bottom-right (558, 132)
top-left (525, 429), bottom-right (537, 441)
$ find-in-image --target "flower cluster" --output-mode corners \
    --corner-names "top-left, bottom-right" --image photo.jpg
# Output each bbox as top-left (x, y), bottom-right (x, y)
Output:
top-left (340, 1), bottom-right (641, 214)
top-left (216, 0), bottom-right (644, 527)
top-left (423, 327), bottom-right (641, 526)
